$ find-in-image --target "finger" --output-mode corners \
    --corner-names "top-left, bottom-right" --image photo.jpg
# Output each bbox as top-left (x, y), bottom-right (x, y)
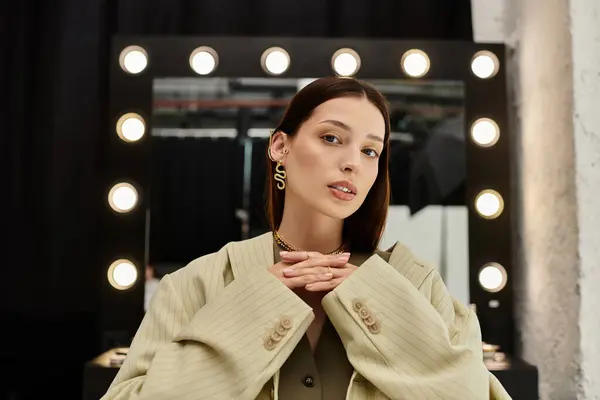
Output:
top-left (283, 265), bottom-right (331, 277)
top-left (284, 254), bottom-right (350, 271)
top-left (285, 273), bottom-right (333, 288)
top-left (305, 279), bottom-right (342, 291)
top-left (278, 251), bottom-right (316, 261)
top-left (280, 251), bottom-right (351, 262)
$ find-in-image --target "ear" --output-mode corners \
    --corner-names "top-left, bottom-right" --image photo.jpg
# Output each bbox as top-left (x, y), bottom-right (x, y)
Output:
top-left (269, 130), bottom-right (289, 162)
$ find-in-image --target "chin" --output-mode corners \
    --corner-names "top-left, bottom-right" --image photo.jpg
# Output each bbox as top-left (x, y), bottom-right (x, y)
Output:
top-left (313, 199), bottom-right (362, 220)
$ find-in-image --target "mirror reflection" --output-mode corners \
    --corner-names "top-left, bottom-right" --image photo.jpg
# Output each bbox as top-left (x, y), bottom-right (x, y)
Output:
top-left (146, 77), bottom-right (468, 309)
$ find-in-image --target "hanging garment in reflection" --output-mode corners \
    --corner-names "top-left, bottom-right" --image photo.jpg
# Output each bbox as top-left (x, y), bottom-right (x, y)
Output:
top-left (409, 115), bottom-right (466, 214)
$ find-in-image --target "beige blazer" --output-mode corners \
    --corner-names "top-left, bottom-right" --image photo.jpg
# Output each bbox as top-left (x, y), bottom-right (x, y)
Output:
top-left (101, 232), bottom-right (512, 400)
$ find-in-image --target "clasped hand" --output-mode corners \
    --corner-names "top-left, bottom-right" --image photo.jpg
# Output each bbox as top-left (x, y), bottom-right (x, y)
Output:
top-left (269, 251), bottom-right (358, 291)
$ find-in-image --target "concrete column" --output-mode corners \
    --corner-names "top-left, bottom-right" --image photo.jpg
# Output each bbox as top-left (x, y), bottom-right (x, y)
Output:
top-left (471, 0), bottom-right (600, 398)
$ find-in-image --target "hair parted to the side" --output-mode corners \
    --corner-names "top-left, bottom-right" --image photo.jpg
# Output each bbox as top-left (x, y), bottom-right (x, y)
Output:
top-left (266, 76), bottom-right (391, 253)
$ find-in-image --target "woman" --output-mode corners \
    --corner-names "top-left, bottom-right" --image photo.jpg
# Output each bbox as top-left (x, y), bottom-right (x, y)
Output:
top-left (102, 77), bottom-right (511, 400)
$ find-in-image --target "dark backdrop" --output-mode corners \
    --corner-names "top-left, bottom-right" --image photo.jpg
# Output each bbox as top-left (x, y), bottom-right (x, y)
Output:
top-left (149, 137), bottom-right (245, 265)
top-left (1, 1), bottom-right (472, 398)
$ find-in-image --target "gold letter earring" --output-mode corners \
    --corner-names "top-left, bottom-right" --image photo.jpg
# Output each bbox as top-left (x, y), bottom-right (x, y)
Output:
top-left (274, 150), bottom-right (288, 190)
top-left (274, 162), bottom-right (287, 190)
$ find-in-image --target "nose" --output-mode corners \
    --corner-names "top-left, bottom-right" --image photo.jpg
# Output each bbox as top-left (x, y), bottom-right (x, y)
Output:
top-left (339, 147), bottom-right (361, 174)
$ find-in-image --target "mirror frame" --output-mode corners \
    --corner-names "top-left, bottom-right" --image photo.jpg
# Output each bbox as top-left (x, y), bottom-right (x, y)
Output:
top-left (102, 36), bottom-right (513, 353)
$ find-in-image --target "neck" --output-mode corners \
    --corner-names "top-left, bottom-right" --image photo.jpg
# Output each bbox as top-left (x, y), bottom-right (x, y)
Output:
top-left (276, 194), bottom-right (344, 254)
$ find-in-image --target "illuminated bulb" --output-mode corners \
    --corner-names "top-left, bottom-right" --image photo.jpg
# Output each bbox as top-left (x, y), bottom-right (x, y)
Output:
top-left (108, 183), bottom-right (138, 213)
top-left (261, 47), bottom-right (290, 75)
top-left (401, 49), bottom-right (430, 78)
top-left (116, 113), bottom-right (145, 142)
top-left (478, 263), bottom-right (507, 292)
top-left (332, 48), bottom-right (361, 77)
top-left (190, 46), bottom-right (218, 75)
top-left (119, 46), bottom-right (148, 74)
top-left (471, 51), bottom-right (500, 79)
top-left (475, 189), bottom-right (504, 219)
top-left (471, 118), bottom-right (500, 147)
top-left (107, 259), bottom-right (138, 290)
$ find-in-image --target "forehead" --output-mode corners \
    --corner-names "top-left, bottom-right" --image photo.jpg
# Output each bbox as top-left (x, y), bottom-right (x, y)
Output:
top-left (307, 97), bottom-right (386, 136)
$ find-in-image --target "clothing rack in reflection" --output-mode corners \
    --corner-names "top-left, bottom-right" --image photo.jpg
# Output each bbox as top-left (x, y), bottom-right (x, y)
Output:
top-left (151, 128), bottom-right (417, 240)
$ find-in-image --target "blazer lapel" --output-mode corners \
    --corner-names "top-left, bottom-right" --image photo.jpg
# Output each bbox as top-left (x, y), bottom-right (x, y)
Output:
top-left (226, 231), bottom-right (281, 399)
top-left (227, 231), bottom-right (274, 279)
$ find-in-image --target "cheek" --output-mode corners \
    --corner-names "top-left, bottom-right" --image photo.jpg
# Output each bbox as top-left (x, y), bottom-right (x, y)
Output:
top-left (359, 164), bottom-right (379, 196)
top-left (366, 163), bottom-right (379, 185)
top-left (292, 142), bottom-right (326, 172)
top-left (286, 144), bottom-right (326, 186)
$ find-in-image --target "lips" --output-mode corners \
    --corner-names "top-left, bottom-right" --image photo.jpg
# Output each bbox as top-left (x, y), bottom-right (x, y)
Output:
top-left (327, 181), bottom-right (358, 201)
top-left (327, 180), bottom-right (357, 194)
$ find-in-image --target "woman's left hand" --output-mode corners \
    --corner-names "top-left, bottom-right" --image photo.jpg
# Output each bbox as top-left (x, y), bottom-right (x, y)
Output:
top-left (280, 251), bottom-right (358, 292)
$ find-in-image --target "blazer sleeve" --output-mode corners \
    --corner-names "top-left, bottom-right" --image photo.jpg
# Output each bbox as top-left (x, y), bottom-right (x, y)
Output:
top-left (102, 266), bottom-right (313, 400)
top-left (321, 255), bottom-right (512, 400)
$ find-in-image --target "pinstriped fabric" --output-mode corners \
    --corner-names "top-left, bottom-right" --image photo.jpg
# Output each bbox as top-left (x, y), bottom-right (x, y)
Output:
top-left (228, 232), bottom-right (274, 278)
top-left (102, 234), bottom-right (314, 400)
top-left (322, 253), bottom-right (512, 400)
top-left (101, 233), bottom-right (511, 400)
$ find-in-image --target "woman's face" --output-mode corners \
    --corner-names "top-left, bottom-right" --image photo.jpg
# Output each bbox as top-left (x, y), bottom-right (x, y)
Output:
top-left (271, 96), bottom-right (386, 220)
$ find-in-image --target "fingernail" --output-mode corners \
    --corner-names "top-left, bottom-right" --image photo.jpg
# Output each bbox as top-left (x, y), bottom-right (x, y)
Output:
top-left (280, 251), bottom-right (288, 256)
top-left (283, 268), bottom-right (293, 274)
top-left (342, 252), bottom-right (351, 257)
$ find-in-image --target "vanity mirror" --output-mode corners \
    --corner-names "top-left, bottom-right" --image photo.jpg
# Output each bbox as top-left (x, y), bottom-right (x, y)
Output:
top-left (101, 36), bottom-right (512, 354)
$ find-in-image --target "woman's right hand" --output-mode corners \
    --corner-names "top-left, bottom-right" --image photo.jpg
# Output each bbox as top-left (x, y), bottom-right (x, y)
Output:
top-left (268, 251), bottom-right (350, 289)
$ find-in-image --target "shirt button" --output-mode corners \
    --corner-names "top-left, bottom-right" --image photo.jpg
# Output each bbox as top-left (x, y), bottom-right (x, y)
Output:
top-left (302, 375), bottom-right (315, 387)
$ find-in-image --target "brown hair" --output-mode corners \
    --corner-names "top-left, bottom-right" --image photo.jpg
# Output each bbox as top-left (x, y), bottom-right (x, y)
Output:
top-left (266, 77), bottom-right (391, 253)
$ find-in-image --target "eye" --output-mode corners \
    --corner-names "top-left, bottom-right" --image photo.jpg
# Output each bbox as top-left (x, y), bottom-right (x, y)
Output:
top-left (322, 134), bottom-right (341, 144)
top-left (363, 148), bottom-right (380, 158)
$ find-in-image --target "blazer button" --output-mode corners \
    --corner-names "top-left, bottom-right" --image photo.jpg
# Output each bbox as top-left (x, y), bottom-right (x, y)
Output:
top-left (368, 322), bottom-right (381, 334)
top-left (358, 307), bottom-right (370, 319)
top-left (275, 325), bottom-right (287, 335)
top-left (270, 331), bottom-right (283, 342)
top-left (280, 318), bottom-right (292, 329)
top-left (363, 315), bottom-right (376, 326)
top-left (353, 301), bottom-right (364, 312)
top-left (264, 337), bottom-right (277, 350)
top-left (302, 375), bottom-right (315, 387)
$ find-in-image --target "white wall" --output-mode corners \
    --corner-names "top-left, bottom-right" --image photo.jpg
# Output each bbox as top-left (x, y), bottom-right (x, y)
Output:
top-left (381, 205), bottom-right (470, 305)
top-left (471, 0), bottom-right (600, 398)
top-left (570, 0), bottom-right (600, 395)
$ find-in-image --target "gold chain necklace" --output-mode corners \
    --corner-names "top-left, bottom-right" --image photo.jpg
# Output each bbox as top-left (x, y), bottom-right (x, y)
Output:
top-left (273, 231), bottom-right (345, 255)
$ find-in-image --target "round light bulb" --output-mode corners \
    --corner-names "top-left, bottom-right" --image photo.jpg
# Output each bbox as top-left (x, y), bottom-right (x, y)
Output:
top-left (401, 49), bottom-right (430, 78)
top-left (478, 263), bottom-right (507, 292)
top-left (471, 51), bottom-right (500, 79)
top-left (261, 47), bottom-right (290, 75)
top-left (116, 113), bottom-right (145, 142)
top-left (190, 46), bottom-right (218, 75)
top-left (108, 182), bottom-right (138, 213)
top-left (471, 118), bottom-right (500, 147)
top-left (475, 189), bottom-right (504, 219)
top-left (119, 46), bottom-right (148, 74)
top-left (107, 259), bottom-right (138, 290)
top-left (332, 48), bottom-right (361, 77)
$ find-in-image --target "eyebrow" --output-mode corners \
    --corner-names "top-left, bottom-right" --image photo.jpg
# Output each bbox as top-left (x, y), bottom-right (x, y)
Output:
top-left (318, 119), bottom-right (384, 143)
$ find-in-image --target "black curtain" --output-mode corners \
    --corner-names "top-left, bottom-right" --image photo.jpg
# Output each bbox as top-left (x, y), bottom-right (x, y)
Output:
top-left (149, 137), bottom-right (244, 266)
top-left (2, 0), bottom-right (472, 398)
